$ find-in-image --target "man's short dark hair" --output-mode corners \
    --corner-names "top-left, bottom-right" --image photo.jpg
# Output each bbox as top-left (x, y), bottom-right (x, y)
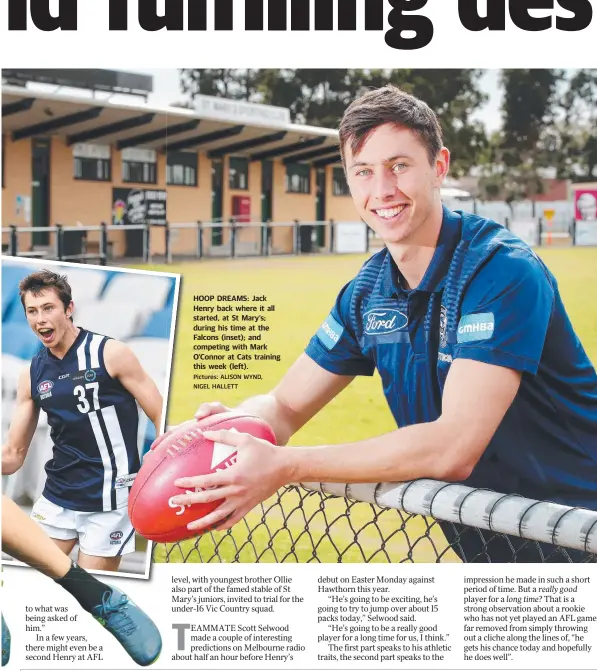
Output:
top-left (339, 84), bottom-right (444, 165)
top-left (19, 269), bottom-right (73, 316)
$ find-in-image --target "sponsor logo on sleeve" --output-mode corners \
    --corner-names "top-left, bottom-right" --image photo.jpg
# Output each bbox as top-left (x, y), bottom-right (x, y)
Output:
top-left (115, 473), bottom-right (137, 489)
top-left (457, 313), bottom-right (495, 343)
top-left (363, 309), bottom-right (408, 336)
top-left (317, 314), bottom-right (344, 350)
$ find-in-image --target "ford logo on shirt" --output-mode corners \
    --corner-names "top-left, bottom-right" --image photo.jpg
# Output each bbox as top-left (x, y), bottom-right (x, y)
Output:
top-left (363, 309), bottom-right (408, 335)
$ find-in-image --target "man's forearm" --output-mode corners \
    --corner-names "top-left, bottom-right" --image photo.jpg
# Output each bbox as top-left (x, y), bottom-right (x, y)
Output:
top-left (283, 419), bottom-right (476, 485)
top-left (237, 394), bottom-right (301, 446)
top-left (2, 443), bottom-right (27, 475)
top-left (135, 386), bottom-right (163, 434)
top-left (149, 408), bottom-right (163, 434)
top-left (231, 354), bottom-right (351, 445)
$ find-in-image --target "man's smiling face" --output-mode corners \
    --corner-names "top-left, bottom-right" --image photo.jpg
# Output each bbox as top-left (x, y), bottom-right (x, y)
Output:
top-left (344, 123), bottom-right (449, 246)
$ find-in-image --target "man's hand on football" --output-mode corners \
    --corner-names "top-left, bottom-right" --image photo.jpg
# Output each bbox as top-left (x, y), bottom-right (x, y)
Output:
top-left (194, 401), bottom-right (232, 420)
top-left (147, 402), bottom-right (232, 454)
top-left (147, 418), bottom-right (198, 453)
top-left (171, 429), bottom-right (292, 532)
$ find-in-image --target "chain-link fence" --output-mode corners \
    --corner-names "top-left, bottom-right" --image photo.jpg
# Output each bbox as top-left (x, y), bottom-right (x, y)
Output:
top-left (151, 480), bottom-right (597, 564)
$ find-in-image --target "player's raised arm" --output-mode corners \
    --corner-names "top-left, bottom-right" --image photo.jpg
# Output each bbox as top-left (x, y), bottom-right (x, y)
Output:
top-left (2, 364), bottom-right (40, 475)
top-left (103, 340), bottom-right (163, 432)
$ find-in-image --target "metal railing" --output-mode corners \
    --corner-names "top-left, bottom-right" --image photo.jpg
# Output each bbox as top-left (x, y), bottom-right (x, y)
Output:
top-left (165, 219), bottom-right (359, 262)
top-left (153, 479), bottom-right (597, 564)
top-left (2, 220), bottom-right (373, 264)
top-left (1, 222), bottom-right (158, 265)
top-left (504, 216), bottom-right (579, 247)
top-left (3, 216), bottom-right (590, 266)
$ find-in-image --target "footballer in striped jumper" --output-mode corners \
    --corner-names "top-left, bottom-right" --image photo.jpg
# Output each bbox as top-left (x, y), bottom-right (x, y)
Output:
top-left (2, 269), bottom-right (163, 572)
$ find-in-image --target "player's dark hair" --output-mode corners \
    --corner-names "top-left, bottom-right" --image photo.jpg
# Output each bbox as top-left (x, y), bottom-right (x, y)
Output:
top-left (19, 269), bottom-right (73, 321)
top-left (339, 84), bottom-right (443, 166)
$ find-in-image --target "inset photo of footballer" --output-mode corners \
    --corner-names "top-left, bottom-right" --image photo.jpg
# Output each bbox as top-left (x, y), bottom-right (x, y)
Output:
top-left (1, 256), bottom-right (179, 578)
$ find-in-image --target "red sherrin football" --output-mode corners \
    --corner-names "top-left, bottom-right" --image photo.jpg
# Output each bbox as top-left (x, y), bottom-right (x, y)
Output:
top-left (129, 412), bottom-right (276, 542)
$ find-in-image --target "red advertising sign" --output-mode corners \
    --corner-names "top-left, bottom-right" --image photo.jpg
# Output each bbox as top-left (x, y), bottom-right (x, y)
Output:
top-left (574, 188), bottom-right (597, 245)
top-left (575, 189), bottom-right (597, 221)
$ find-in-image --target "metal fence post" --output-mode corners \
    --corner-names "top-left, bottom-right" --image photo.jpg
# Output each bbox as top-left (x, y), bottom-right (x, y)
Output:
top-left (365, 222), bottom-right (370, 253)
top-left (329, 219), bottom-right (335, 253)
top-left (143, 224), bottom-right (150, 263)
top-left (571, 217), bottom-right (577, 246)
top-left (259, 221), bottom-right (264, 257)
top-left (9, 225), bottom-right (18, 256)
top-left (265, 220), bottom-right (272, 257)
top-left (230, 218), bottom-right (236, 259)
top-left (55, 224), bottom-right (63, 260)
top-left (196, 221), bottom-right (203, 260)
top-left (100, 221), bottom-right (108, 265)
top-left (538, 217), bottom-right (544, 246)
top-left (294, 220), bottom-right (300, 255)
top-left (164, 221), bottom-right (171, 264)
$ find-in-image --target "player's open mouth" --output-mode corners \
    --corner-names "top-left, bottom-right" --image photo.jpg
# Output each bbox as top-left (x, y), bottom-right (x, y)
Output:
top-left (38, 328), bottom-right (55, 343)
top-left (373, 204), bottom-right (408, 221)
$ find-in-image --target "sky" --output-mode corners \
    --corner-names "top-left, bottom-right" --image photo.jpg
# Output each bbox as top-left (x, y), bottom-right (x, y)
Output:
top-left (131, 68), bottom-right (505, 132)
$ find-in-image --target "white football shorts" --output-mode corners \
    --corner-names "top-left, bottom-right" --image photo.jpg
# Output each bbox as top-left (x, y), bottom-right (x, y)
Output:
top-left (30, 495), bottom-right (136, 557)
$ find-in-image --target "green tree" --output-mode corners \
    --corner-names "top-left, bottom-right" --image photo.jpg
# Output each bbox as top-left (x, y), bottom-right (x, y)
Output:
top-left (180, 69), bottom-right (264, 100)
top-left (550, 69), bottom-right (597, 181)
top-left (387, 69), bottom-right (488, 177)
top-left (478, 69), bottom-right (560, 209)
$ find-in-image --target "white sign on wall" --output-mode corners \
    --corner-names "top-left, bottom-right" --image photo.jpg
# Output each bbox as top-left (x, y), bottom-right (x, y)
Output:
top-left (193, 95), bottom-right (291, 127)
top-left (121, 147), bottom-right (157, 163)
top-left (575, 221), bottom-right (597, 246)
top-left (510, 219), bottom-right (539, 247)
top-left (335, 222), bottom-right (368, 254)
top-left (72, 143), bottom-right (111, 159)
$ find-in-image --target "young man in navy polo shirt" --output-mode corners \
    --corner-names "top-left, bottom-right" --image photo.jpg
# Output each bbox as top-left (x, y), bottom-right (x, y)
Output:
top-left (164, 85), bottom-right (597, 563)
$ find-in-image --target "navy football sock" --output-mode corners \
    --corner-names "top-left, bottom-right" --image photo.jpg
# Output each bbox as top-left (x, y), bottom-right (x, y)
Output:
top-left (54, 563), bottom-right (112, 613)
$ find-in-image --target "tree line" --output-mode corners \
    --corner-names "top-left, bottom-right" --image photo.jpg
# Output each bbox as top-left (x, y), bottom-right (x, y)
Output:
top-left (178, 69), bottom-right (597, 201)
